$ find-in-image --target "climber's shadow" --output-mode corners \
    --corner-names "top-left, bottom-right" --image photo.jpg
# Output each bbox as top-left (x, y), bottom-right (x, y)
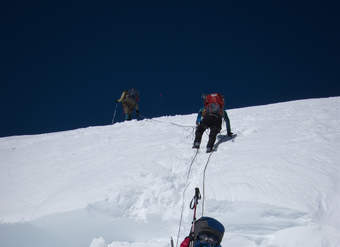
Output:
top-left (214, 134), bottom-right (237, 151)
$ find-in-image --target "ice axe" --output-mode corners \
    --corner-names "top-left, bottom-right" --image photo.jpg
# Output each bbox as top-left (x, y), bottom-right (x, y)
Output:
top-left (189, 187), bottom-right (201, 247)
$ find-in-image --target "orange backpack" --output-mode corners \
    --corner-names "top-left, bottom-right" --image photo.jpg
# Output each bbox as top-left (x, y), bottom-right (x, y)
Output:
top-left (204, 93), bottom-right (224, 116)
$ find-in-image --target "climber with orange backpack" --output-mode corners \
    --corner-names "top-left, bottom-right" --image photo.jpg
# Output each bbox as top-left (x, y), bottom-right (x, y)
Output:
top-left (192, 93), bottom-right (233, 153)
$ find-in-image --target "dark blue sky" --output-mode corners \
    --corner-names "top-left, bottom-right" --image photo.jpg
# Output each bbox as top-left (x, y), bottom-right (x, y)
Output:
top-left (1, 1), bottom-right (339, 137)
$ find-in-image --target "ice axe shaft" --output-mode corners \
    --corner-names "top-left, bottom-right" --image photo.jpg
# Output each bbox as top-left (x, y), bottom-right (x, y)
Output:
top-left (112, 103), bottom-right (118, 124)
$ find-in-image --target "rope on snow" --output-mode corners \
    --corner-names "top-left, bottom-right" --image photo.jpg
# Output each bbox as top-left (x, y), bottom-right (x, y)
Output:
top-left (175, 149), bottom-right (199, 247)
top-left (201, 152), bottom-right (214, 217)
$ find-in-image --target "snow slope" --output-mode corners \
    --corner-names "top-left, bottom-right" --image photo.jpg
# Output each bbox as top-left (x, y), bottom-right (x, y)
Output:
top-left (1, 97), bottom-right (340, 247)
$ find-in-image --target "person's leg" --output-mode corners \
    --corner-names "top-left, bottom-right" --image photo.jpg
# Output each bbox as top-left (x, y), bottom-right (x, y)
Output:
top-left (122, 103), bottom-right (130, 120)
top-left (206, 117), bottom-right (222, 150)
top-left (193, 121), bottom-right (208, 148)
top-left (126, 98), bottom-right (136, 120)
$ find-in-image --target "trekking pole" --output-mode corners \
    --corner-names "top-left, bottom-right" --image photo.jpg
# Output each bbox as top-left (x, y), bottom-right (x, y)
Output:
top-left (111, 103), bottom-right (118, 124)
top-left (189, 187), bottom-right (201, 247)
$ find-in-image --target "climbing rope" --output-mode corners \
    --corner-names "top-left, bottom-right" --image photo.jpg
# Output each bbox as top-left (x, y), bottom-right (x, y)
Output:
top-left (201, 151), bottom-right (214, 217)
top-left (148, 118), bottom-right (195, 130)
top-left (176, 149), bottom-right (199, 247)
top-left (142, 116), bottom-right (196, 140)
top-left (140, 114), bottom-right (195, 128)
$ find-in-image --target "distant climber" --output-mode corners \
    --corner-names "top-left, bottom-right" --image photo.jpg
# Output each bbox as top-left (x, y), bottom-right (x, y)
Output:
top-left (193, 93), bottom-right (233, 153)
top-left (180, 216), bottom-right (225, 247)
top-left (116, 88), bottom-right (140, 121)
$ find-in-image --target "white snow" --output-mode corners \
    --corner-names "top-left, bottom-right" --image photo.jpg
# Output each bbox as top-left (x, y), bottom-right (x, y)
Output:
top-left (1, 97), bottom-right (340, 247)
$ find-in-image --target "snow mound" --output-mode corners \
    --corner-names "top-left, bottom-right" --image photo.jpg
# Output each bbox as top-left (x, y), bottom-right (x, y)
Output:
top-left (1, 97), bottom-right (340, 247)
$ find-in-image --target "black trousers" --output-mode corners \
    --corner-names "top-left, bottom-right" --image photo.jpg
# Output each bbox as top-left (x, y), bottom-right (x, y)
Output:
top-left (194, 115), bottom-right (222, 148)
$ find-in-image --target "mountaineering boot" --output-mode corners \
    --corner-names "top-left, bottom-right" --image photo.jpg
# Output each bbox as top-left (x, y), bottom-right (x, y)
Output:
top-left (192, 142), bottom-right (200, 149)
top-left (125, 113), bottom-right (132, 121)
top-left (206, 146), bottom-right (213, 153)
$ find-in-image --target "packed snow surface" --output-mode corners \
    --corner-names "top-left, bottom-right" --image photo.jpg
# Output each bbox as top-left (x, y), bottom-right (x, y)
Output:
top-left (1, 97), bottom-right (340, 247)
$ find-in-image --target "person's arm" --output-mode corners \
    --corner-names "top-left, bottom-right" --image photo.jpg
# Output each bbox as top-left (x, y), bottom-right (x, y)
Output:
top-left (135, 103), bottom-right (140, 117)
top-left (180, 237), bottom-right (190, 247)
top-left (196, 108), bottom-right (203, 125)
top-left (224, 110), bottom-right (232, 135)
top-left (116, 91), bottom-right (127, 102)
